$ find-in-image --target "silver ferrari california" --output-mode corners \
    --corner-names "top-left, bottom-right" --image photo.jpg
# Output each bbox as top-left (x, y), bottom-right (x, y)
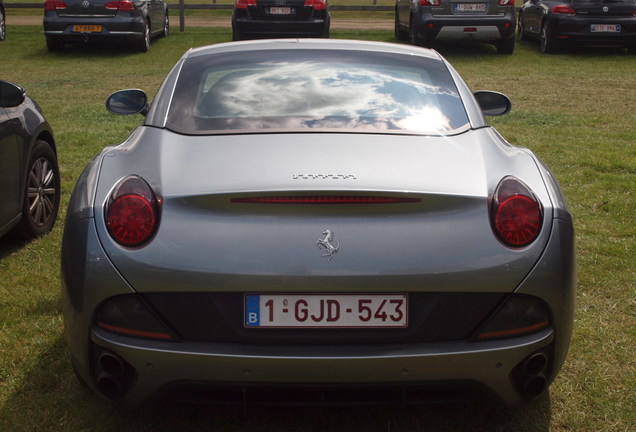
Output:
top-left (62, 39), bottom-right (575, 407)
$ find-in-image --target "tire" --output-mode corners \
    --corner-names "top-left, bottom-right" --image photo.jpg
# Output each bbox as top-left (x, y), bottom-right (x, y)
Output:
top-left (136, 21), bottom-right (150, 52)
top-left (518, 15), bottom-right (528, 41)
top-left (394, 11), bottom-right (408, 42)
top-left (540, 22), bottom-right (558, 54)
top-left (17, 140), bottom-right (60, 239)
top-left (409, 19), bottom-right (427, 47)
top-left (497, 35), bottom-right (515, 54)
top-left (0, 7), bottom-right (6, 41)
top-left (46, 37), bottom-right (64, 51)
top-left (161, 10), bottom-right (169, 38)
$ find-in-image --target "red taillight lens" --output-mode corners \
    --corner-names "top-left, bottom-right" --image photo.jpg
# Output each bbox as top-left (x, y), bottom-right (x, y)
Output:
top-left (304, 0), bottom-right (327, 9)
top-left (105, 0), bottom-right (135, 11)
top-left (231, 196), bottom-right (421, 204)
top-left (551, 4), bottom-right (576, 14)
top-left (498, 0), bottom-right (514, 5)
top-left (491, 177), bottom-right (543, 247)
top-left (420, 0), bottom-right (440, 5)
top-left (236, 0), bottom-right (257, 8)
top-left (44, 0), bottom-right (67, 10)
top-left (105, 176), bottom-right (159, 247)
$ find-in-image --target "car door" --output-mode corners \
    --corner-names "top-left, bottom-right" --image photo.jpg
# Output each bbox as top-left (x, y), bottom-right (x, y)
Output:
top-left (148, 0), bottom-right (164, 34)
top-left (0, 107), bottom-right (21, 230)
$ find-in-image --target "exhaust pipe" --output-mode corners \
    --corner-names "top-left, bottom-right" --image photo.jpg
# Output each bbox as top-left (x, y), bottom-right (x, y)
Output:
top-left (97, 374), bottom-right (124, 400)
top-left (514, 350), bottom-right (550, 399)
top-left (99, 352), bottom-right (124, 377)
top-left (522, 374), bottom-right (548, 398)
top-left (523, 351), bottom-right (548, 376)
top-left (94, 350), bottom-right (135, 400)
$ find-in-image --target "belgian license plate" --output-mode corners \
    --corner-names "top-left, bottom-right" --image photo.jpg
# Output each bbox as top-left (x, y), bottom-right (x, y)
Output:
top-left (453, 3), bottom-right (486, 12)
top-left (268, 7), bottom-right (293, 14)
top-left (245, 294), bottom-right (408, 328)
top-left (591, 24), bottom-right (620, 33)
top-left (72, 25), bottom-right (102, 33)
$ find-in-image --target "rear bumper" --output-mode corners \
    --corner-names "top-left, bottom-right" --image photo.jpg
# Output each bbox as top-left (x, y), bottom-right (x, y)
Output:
top-left (413, 12), bottom-right (516, 42)
top-left (43, 15), bottom-right (145, 42)
top-left (547, 15), bottom-right (636, 47)
top-left (232, 16), bottom-right (329, 38)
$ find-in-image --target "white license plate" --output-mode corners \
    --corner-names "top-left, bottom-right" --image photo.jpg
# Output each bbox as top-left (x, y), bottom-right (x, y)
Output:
top-left (591, 24), bottom-right (620, 33)
top-left (268, 7), bottom-right (293, 14)
top-left (245, 294), bottom-right (408, 328)
top-left (453, 3), bottom-right (486, 12)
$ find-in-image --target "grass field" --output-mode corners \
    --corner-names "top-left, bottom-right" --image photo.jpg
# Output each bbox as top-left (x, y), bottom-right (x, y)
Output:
top-left (0, 22), bottom-right (635, 432)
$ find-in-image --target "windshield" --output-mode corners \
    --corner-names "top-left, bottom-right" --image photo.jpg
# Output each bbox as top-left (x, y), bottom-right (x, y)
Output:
top-left (166, 49), bottom-right (469, 135)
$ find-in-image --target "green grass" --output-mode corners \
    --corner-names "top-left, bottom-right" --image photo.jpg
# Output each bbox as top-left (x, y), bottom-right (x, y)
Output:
top-left (1, 23), bottom-right (635, 432)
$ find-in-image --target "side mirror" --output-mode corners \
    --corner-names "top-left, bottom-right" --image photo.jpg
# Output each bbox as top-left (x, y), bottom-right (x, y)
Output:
top-left (474, 91), bottom-right (512, 116)
top-left (0, 81), bottom-right (26, 108)
top-left (106, 89), bottom-right (149, 116)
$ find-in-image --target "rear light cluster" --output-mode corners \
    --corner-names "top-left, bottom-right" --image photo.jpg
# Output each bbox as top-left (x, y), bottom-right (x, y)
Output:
top-left (490, 177), bottom-right (543, 247)
top-left (304, 0), bottom-right (327, 9)
top-left (105, 0), bottom-right (136, 11)
top-left (231, 195), bottom-right (421, 204)
top-left (498, 0), bottom-right (515, 5)
top-left (551, 4), bottom-right (576, 14)
top-left (235, 0), bottom-right (256, 8)
top-left (475, 295), bottom-right (551, 341)
top-left (96, 295), bottom-right (176, 341)
top-left (420, 0), bottom-right (441, 6)
top-left (105, 175), bottom-right (160, 247)
top-left (44, 0), bottom-right (67, 10)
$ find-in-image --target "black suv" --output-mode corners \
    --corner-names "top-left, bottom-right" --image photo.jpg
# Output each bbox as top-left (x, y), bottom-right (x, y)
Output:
top-left (395, 0), bottom-right (517, 54)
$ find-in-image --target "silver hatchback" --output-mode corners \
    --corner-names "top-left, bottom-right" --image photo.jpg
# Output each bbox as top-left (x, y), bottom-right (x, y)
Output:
top-left (395, 0), bottom-right (517, 53)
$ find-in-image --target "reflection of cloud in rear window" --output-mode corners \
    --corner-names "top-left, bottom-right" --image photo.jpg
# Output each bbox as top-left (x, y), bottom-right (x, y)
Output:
top-left (195, 63), bottom-right (458, 132)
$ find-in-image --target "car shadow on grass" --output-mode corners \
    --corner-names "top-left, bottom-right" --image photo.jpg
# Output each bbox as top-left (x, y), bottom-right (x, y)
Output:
top-left (0, 334), bottom-right (552, 432)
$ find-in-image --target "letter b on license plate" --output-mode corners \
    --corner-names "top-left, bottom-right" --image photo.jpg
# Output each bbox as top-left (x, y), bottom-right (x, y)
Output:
top-left (245, 294), bottom-right (408, 328)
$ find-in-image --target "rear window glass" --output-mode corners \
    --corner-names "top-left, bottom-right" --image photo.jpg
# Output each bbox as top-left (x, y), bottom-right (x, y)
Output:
top-left (166, 49), bottom-right (469, 135)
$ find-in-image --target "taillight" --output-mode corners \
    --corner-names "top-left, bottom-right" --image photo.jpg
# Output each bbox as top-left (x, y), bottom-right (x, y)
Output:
top-left (491, 177), bottom-right (543, 247)
top-left (305, 0), bottom-right (327, 9)
top-left (551, 4), bottom-right (576, 14)
top-left (420, 0), bottom-right (441, 5)
top-left (498, 0), bottom-right (514, 5)
top-left (235, 0), bottom-right (257, 8)
top-left (44, 0), bottom-right (67, 10)
top-left (96, 295), bottom-right (176, 341)
top-left (105, 175), bottom-right (160, 247)
top-left (105, 0), bottom-right (136, 11)
top-left (474, 295), bottom-right (550, 340)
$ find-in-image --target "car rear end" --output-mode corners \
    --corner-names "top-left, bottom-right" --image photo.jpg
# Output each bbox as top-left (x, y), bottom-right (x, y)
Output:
top-left (43, 0), bottom-right (146, 46)
top-left (232, 0), bottom-right (330, 40)
top-left (413, 0), bottom-right (516, 46)
top-left (546, 0), bottom-right (636, 49)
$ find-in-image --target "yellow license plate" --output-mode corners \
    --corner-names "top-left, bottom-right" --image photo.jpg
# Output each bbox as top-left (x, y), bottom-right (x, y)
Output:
top-left (72, 25), bottom-right (102, 33)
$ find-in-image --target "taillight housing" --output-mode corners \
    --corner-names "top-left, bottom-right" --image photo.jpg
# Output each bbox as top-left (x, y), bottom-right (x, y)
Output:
top-left (420, 0), bottom-right (441, 5)
top-left (305, 0), bottom-right (327, 9)
top-left (105, 0), bottom-right (136, 11)
top-left (235, 0), bottom-right (257, 8)
top-left (491, 177), bottom-right (543, 247)
top-left (498, 0), bottom-right (515, 5)
top-left (551, 4), bottom-right (576, 14)
top-left (474, 295), bottom-right (551, 340)
top-left (44, 0), bottom-right (67, 10)
top-left (96, 295), bottom-right (176, 341)
top-left (105, 175), bottom-right (160, 247)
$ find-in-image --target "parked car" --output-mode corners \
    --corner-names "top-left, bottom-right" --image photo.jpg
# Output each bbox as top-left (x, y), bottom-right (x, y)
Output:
top-left (43, 0), bottom-right (169, 52)
top-left (395, 0), bottom-right (517, 53)
top-left (232, 0), bottom-right (330, 40)
top-left (0, 80), bottom-right (59, 240)
top-left (518, 0), bottom-right (636, 53)
top-left (62, 39), bottom-right (575, 407)
top-left (0, 0), bottom-right (6, 41)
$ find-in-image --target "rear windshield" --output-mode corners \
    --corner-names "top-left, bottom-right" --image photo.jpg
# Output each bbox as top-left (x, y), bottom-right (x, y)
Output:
top-left (166, 49), bottom-right (469, 135)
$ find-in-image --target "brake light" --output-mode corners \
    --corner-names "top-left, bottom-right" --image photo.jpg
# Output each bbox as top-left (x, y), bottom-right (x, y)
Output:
top-left (491, 177), bottom-right (542, 247)
top-left (498, 0), bottom-right (514, 5)
top-left (420, 0), bottom-right (441, 5)
top-left (44, 0), bottom-right (67, 10)
top-left (105, 0), bottom-right (136, 11)
top-left (231, 195), bottom-right (421, 204)
top-left (305, 0), bottom-right (327, 9)
top-left (236, 0), bottom-right (257, 8)
top-left (551, 4), bottom-right (576, 14)
top-left (105, 175), bottom-right (160, 247)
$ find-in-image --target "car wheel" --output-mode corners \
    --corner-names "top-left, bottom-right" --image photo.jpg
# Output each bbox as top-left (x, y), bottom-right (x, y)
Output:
top-left (518, 15), bottom-right (528, 41)
top-left (394, 11), bottom-right (408, 41)
top-left (0, 7), bottom-right (6, 41)
top-left (18, 140), bottom-right (60, 239)
top-left (161, 11), bottom-right (169, 38)
top-left (409, 19), bottom-right (427, 47)
top-left (136, 21), bottom-right (150, 52)
top-left (540, 22), bottom-right (558, 54)
top-left (497, 35), bottom-right (515, 54)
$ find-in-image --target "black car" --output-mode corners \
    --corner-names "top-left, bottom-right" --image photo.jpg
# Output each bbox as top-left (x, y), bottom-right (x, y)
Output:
top-left (395, 0), bottom-right (517, 54)
top-left (43, 0), bottom-right (169, 52)
top-left (0, 81), bottom-right (60, 240)
top-left (1, 0), bottom-right (6, 41)
top-left (232, 0), bottom-right (330, 40)
top-left (519, 0), bottom-right (636, 53)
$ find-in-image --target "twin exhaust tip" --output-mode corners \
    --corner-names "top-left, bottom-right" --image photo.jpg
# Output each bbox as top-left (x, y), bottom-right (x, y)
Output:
top-left (516, 351), bottom-right (549, 399)
top-left (96, 351), bottom-right (135, 400)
